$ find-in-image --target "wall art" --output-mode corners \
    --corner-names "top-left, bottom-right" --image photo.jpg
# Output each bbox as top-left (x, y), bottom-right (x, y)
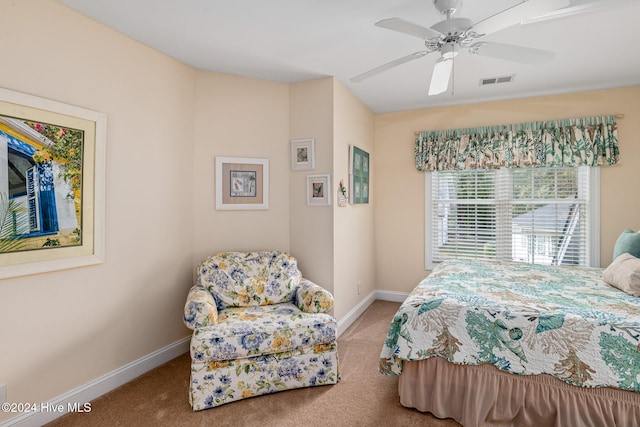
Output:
top-left (0, 87), bottom-right (106, 279)
top-left (215, 156), bottom-right (269, 210)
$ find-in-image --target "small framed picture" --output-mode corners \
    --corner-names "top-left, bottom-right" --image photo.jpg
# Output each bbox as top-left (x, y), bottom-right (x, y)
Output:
top-left (306, 174), bottom-right (331, 207)
top-left (291, 138), bottom-right (315, 171)
top-left (215, 156), bottom-right (269, 210)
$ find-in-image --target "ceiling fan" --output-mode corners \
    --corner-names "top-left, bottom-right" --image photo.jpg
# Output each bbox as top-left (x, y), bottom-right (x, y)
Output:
top-left (351, 0), bottom-right (571, 95)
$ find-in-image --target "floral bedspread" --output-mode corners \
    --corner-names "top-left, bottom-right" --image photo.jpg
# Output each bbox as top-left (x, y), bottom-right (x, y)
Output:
top-left (379, 259), bottom-right (640, 392)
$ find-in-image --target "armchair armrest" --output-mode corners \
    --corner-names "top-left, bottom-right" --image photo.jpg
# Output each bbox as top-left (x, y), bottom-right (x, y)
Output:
top-left (295, 278), bottom-right (334, 313)
top-left (183, 285), bottom-right (219, 330)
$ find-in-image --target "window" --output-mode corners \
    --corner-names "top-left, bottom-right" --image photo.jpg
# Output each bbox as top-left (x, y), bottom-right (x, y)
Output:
top-left (8, 148), bottom-right (35, 197)
top-left (425, 167), bottom-right (599, 269)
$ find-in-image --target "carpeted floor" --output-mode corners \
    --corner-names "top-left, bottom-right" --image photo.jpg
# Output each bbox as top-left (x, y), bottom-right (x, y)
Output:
top-left (46, 300), bottom-right (461, 427)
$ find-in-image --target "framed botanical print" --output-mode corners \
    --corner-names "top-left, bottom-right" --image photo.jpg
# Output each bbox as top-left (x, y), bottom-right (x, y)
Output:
top-left (215, 156), bottom-right (269, 210)
top-left (306, 174), bottom-right (331, 206)
top-left (291, 138), bottom-right (315, 171)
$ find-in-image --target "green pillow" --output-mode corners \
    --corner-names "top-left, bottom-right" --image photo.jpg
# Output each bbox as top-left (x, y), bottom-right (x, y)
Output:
top-left (613, 228), bottom-right (640, 259)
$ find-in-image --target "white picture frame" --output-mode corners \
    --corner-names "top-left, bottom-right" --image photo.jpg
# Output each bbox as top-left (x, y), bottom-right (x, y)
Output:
top-left (215, 156), bottom-right (269, 210)
top-left (307, 174), bottom-right (331, 207)
top-left (291, 138), bottom-right (315, 171)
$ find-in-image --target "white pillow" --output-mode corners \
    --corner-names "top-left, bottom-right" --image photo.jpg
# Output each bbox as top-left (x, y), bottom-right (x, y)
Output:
top-left (603, 253), bottom-right (640, 297)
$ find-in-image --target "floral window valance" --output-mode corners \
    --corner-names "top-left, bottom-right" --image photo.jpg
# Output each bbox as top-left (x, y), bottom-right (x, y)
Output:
top-left (415, 115), bottom-right (619, 171)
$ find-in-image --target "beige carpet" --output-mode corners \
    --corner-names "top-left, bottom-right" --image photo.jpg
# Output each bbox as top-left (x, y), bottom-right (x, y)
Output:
top-left (47, 300), bottom-right (461, 427)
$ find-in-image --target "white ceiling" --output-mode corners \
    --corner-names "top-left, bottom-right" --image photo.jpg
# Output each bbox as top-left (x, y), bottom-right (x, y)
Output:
top-left (55, 0), bottom-right (640, 114)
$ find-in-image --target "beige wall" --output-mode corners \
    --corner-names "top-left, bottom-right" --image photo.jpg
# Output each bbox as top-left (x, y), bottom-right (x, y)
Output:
top-left (192, 72), bottom-right (291, 264)
top-left (289, 77), bottom-right (376, 320)
top-left (289, 78), bottom-right (335, 295)
top-left (374, 87), bottom-right (640, 293)
top-left (332, 80), bottom-right (375, 320)
top-left (0, 0), bottom-right (196, 421)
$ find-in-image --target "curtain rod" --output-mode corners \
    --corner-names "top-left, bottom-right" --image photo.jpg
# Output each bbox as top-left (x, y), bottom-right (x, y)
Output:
top-left (414, 113), bottom-right (625, 136)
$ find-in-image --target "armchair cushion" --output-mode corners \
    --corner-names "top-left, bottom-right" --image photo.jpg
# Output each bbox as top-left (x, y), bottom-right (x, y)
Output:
top-left (196, 251), bottom-right (301, 307)
top-left (190, 303), bottom-right (337, 362)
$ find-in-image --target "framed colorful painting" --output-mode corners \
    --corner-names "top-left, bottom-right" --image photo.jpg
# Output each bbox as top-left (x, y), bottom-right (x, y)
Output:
top-left (215, 156), bottom-right (269, 210)
top-left (0, 87), bottom-right (106, 279)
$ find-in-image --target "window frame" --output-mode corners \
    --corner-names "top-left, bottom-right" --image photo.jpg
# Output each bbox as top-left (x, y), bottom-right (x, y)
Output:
top-left (424, 167), bottom-right (600, 270)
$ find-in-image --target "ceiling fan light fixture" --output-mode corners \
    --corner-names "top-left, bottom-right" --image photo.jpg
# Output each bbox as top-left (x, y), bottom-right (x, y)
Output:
top-left (440, 42), bottom-right (459, 60)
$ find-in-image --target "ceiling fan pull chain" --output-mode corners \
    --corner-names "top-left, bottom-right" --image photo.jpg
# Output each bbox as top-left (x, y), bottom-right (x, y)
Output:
top-left (451, 55), bottom-right (455, 96)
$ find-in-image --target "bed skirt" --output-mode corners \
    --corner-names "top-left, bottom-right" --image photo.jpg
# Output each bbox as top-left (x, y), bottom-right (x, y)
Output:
top-left (399, 358), bottom-right (640, 427)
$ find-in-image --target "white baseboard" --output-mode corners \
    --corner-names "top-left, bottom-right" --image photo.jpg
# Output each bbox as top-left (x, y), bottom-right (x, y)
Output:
top-left (336, 289), bottom-right (408, 337)
top-left (375, 290), bottom-right (409, 303)
top-left (3, 290), bottom-right (408, 427)
top-left (1, 336), bottom-right (190, 427)
top-left (336, 291), bottom-right (377, 337)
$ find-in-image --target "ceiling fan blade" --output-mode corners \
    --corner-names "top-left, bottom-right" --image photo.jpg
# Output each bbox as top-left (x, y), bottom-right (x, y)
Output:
top-left (351, 51), bottom-right (429, 83)
top-left (375, 18), bottom-right (442, 40)
top-left (470, 0), bottom-right (570, 36)
top-left (521, 0), bottom-right (635, 24)
top-left (470, 42), bottom-right (555, 65)
top-left (428, 57), bottom-right (453, 96)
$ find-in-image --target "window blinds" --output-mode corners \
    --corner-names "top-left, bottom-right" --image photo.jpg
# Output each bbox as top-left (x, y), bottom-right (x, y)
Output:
top-left (428, 167), bottom-right (591, 266)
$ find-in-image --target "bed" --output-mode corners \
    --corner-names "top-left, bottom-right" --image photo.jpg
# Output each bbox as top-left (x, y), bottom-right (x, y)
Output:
top-left (379, 259), bottom-right (640, 427)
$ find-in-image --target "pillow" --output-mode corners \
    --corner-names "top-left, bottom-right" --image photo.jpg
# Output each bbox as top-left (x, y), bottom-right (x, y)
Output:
top-left (603, 253), bottom-right (640, 297)
top-left (613, 228), bottom-right (640, 259)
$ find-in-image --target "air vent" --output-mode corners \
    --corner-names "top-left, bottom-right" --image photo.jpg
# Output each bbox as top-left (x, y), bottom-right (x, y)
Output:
top-left (480, 75), bottom-right (515, 86)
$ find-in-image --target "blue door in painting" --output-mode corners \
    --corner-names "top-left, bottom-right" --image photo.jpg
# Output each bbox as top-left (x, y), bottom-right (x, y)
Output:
top-left (5, 133), bottom-right (59, 236)
top-left (25, 163), bottom-right (58, 234)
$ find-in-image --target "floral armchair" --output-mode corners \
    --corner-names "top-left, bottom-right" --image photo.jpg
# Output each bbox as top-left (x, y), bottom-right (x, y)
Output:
top-left (183, 251), bottom-right (339, 410)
